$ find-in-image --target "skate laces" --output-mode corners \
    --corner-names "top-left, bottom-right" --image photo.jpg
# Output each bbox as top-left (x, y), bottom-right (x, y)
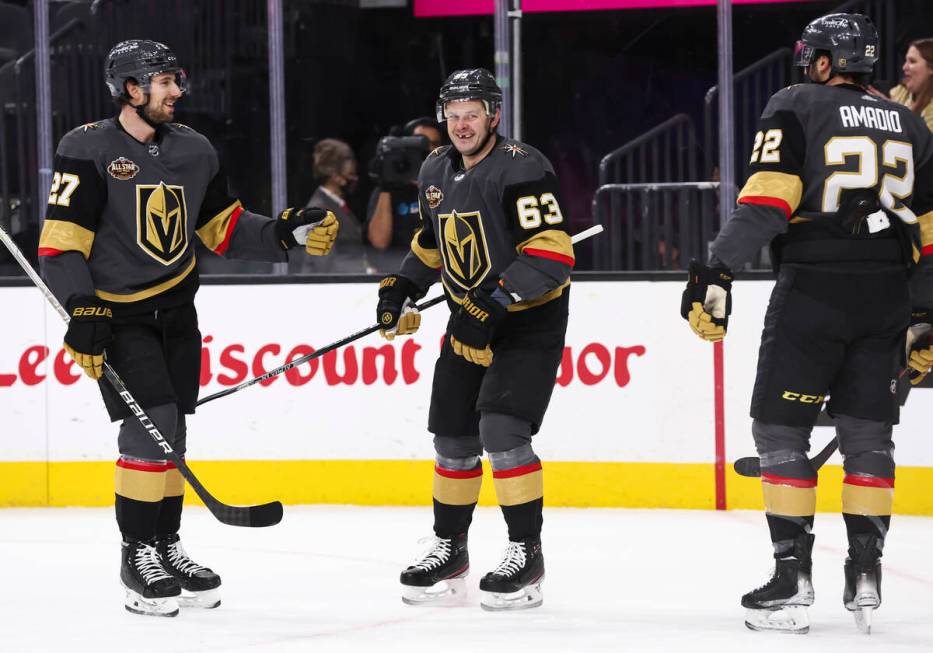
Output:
top-left (165, 539), bottom-right (208, 577)
top-left (411, 536), bottom-right (452, 571)
top-left (133, 543), bottom-right (174, 584)
top-left (491, 541), bottom-right (526, 578)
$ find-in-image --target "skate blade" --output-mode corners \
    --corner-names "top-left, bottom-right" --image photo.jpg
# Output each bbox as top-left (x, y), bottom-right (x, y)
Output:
top-left (178, 588), bottom-right (221, 609)
top-left (854, 606), bottom-right (873, 634)
top-left (401, 577), bottom-right (467, 606)
top-left (744, 606), bottom-right (809, 634)
top-left (480, 581), bottom-right (543, 612)
top-left (123, 589), bottom-right (179, 617)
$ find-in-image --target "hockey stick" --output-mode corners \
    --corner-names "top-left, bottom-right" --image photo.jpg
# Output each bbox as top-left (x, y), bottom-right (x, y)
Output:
top-left (733, 368), bottom-right (917, 478)
top-left (0, 225), bottom-right (281, 528)
top-left (197, 224), bottom-right (606, 407)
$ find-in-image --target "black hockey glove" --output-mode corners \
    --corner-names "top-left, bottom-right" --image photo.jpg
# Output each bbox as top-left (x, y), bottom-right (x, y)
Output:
top-left (449, 287), bottom-right (507, 367)
top-left (681, 260), bottom-right (734, 342)
top-left (63, 296), bottom-right (112, 380)
top-left (275, 207), bottom-right (339, 256)
top-left (377, 275), bottom-right (423, 341)
top-left (907, 308), bottom-right (933, 386)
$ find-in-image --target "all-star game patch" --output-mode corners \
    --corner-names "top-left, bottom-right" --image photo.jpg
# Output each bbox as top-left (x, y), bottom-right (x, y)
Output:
top-left (425, 185), bottom-right (444, 209)
top-left (107, 157), bottom-right (140, 181)
top-left (502, 143), bottom-right (528, 158)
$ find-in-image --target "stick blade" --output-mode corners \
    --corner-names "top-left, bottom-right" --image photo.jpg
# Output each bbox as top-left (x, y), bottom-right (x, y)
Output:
top-left (733, 456), bottom-right (762, 478)
top-left (210, 500), bottom-right (284, 528)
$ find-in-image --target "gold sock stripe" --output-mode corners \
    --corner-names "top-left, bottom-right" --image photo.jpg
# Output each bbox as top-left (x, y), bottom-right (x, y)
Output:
top-left (492, 463), bottom-right (543, 507)
top-left (115, 459), bottom-right (167, 503)
top-left (762, 481), bottom-right (816, 517)
top-left (433, 465), bottom-right (483, 506)
top-left (164, 464), bottom-right (185, 498)
top-left (842, 480), bottom-right (894, 516)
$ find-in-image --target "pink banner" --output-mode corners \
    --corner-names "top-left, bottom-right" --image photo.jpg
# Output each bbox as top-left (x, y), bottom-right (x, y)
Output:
top-left (414, 0), bottom-right (812, 18)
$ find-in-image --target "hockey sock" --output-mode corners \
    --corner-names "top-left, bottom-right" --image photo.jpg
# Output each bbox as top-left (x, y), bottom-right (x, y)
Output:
top-left (432, 454), bottom-right (483, 538)
top-left (760, 462), bottom-right (816, 557)
top-left (156, 461), bottom-right (185, 537)
top-left (115, 457), bottom-right (167, 542)
top-left (841, 468), bottom-right (893, 551)
top-left (489, 445), bottom-right (543, 541)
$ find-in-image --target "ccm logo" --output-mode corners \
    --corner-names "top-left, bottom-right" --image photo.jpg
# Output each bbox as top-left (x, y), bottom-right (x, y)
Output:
top-left (781, 391), bottom-right (824, 404)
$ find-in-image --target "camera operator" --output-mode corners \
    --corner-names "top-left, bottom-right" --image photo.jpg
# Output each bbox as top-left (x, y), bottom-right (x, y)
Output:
top-left (365, 117), bottom-right (443, 272)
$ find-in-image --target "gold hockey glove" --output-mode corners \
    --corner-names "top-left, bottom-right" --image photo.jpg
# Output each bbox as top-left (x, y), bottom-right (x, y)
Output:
top-left (377, 275), bottom-right (423, 340)
top-left (681, 260), bottom-right (734, 342)
top-left (449, 287), bottom-right (507, 367)
top-left (63, 296), bottom-right (112, 380)
top-left (275, 207), bottom-right (339, 256)
top-left (907, 308), bottom-right (933, 385)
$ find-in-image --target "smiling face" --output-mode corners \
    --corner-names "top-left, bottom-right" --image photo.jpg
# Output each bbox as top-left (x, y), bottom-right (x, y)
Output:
top-left (129, 72), bottom-right (183, 124)
top-left (902, 45), bottom-right (933, 96)
top-left (443, 99), bottom-right (500, 157)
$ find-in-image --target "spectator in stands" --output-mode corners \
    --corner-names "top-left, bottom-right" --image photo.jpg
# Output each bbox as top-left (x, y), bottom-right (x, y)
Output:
top-left (874, 39), bottom-right (933, 132)
top-left (294, 138), bottom-right (368, 273)
top-left (365, 118), bottom-right (443, 273)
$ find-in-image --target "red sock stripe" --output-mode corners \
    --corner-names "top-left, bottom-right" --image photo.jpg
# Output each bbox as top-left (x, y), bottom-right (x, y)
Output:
top-left (115, 458), bottom-right (169, 473)
top-left (844, 474), bottom-right (894, 489)
top-left (434, 464), bottom-right (483, 479)
top-left (492, 462), bottom-right (543, 479)
top-left (761, 472), bottom-right (817, 488)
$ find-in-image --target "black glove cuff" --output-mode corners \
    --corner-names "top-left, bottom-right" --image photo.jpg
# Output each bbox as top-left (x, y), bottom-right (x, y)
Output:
top-left (66, 295), bottom-right (112, 322)
top-left (910, 307), bottom-right (932, 326)
top-left (451, 288), bottom-right (507, 348)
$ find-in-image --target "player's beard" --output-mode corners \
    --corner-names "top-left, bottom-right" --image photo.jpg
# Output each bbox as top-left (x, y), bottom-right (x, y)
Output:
top-left (142, 101), bottom-right (175, 125)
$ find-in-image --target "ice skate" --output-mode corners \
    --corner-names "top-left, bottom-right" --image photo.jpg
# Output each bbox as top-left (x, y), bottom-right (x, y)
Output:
top-left (155, 533), bottom-right (222, 609)
top-left (742, 534), bottom-right (814, 634)
top-left (120, 539), bottom-right (181, 617)
top-left (479, 537), bottom-right (544, 611)
top-left (844, 536), bottom-right (882, 635)
top-left (400, 533), bottom-right (469, 606)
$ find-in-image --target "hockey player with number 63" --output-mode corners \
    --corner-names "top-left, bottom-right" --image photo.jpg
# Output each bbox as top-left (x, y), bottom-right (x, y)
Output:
top-left (375, 69), bottom-right (574, 611)
top-left (681, 13), bottom-right (933, 634)
top-left (38, 40), bottom-right (339, 617)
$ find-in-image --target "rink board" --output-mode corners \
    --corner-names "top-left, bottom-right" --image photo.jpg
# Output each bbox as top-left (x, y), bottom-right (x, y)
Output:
top-left (1, 280), bottom-right (931, 513)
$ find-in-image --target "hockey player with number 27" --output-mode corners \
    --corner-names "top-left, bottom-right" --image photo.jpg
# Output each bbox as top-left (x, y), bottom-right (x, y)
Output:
top-left (681, 14), bottom-right (933, 634)
top-left (375, 69), bottom-right (574, 611)
top-left (38, 40), bottom-right (339, 617)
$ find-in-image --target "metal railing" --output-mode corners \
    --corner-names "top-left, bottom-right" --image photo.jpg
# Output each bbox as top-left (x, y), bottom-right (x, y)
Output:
top-left (597, 114), bottom-right (699, 187)
top-left (590, 182), bottom-right (720, 271)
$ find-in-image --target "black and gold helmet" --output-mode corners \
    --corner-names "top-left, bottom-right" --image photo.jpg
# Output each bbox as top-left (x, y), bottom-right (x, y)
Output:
top-left (435, 68), bottom-right (502, 122)
top-left (794, 13), bottom-right (878, 74)
top-left (104, 39), bottom-right (188, 99)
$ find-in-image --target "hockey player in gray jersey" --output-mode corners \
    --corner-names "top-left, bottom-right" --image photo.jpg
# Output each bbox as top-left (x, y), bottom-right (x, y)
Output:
top-left (681, 14), bottom-right (933, 634)
top-left (39, 40), bottom-right (339, 617)
top-left (375, 69), bottom-right (574, 610)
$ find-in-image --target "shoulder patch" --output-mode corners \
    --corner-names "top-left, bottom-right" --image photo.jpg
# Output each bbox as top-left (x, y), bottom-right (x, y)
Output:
top-left (171, 122), bottom-right (193, 131)
top-left (501, 143), bottom-right (528, 158)
top-left (429, 145), bottom-right (450, 158)
top-left (424, 185), bottom-right (444, 209)
top-left (78, 121), bottom-right (104, 133)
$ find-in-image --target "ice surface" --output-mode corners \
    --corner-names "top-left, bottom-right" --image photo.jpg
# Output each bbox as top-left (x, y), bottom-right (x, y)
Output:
top-left (1, 506), bottom-right (930, 652)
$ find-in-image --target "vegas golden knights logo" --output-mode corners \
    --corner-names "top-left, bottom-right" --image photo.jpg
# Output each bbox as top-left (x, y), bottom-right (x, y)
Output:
top-left (438, 211), bottom-right (491, 290)
top-left (136, 183), bottom-right (189, 265)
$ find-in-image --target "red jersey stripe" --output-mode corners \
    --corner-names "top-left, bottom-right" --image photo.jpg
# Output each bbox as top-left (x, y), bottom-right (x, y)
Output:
top-left (523, 247), bottom-right (575, 267)
top-left (738, 195), bottom-right (792, 220)
top-left (37, 247), bottom-right (64, 257)
top-left (213, 205), bottom-right (244, 256)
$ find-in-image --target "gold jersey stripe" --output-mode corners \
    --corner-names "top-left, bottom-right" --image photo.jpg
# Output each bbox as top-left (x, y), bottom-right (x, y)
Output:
top-left (38, 219), bottom-right (95, 259)
top-left (164, 467), bottom-right (185, 498)
top-left (95, 256), bottom-right (196, 303)
top-left (918, 209), bottom-right (933, 249)
top-left (492, 469), bottom-right (543, 506)
top-left (738, 171), bottom-right (804, 216)
top-left (442, 277), bottom-right (569, 313)
top-left (515, 229), bottom-right (574, 261)
top-left (195, 200), bottom-right (243, 253)
top-left (115, 465), bottom-right (166, 503)
top-left (762, 482), bottom-right (816, 517)
top-left (410, 228), bottom-right (442, 269)
top-left (842, 484), bottom-right (894, 516)
top-left (433, 472), bottom-right (483, 506)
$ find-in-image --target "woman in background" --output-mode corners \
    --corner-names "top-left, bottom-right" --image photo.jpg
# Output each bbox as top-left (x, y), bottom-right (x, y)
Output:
top-left (889, 39), bottom-right (933, 132)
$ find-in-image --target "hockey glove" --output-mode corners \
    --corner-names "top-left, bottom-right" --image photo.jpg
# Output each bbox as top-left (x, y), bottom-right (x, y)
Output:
top-left (63, 296), bottom-right (112, 380)
top-left (377, 275), bottom-right (423, 340)
top-left (275, 207), bottom-right (339, 256)
top-left (681, 260), bottom-right (734, 342)
top-left (906, 308), bottom-right (933, 385)
top-left (449, 287), bottom-right (507, 367)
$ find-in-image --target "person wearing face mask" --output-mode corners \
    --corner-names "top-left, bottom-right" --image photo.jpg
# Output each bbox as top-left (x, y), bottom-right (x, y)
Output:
top-left (295, 138), bottom-right (368, 273)
top-left (888, 39), bottom-right (933, 133)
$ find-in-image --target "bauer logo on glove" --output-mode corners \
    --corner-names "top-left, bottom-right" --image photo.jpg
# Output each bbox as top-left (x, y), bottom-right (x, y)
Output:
top-left (681, 260), bottom-right (734, 343)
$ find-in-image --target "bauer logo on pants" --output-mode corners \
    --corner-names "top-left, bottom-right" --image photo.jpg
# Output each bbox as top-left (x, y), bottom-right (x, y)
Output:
top-left (438, 210), bottom-right (491, 290)
top-left (135, 182), bottom-right (189, 265)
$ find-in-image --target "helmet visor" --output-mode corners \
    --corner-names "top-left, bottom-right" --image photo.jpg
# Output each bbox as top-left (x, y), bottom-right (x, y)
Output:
top-left (141, 67), bottom-right (188, 95)
top-left (794, 40), bottom-right (816, 68)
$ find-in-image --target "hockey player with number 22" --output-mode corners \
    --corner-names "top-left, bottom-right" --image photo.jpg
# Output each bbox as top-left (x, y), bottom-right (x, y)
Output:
top-left (38, 40), bottom-right (339, 617)
top-left (681, 14), bottom-right (933, 634)
top-left (375, 69), bottom-right (574, 611)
